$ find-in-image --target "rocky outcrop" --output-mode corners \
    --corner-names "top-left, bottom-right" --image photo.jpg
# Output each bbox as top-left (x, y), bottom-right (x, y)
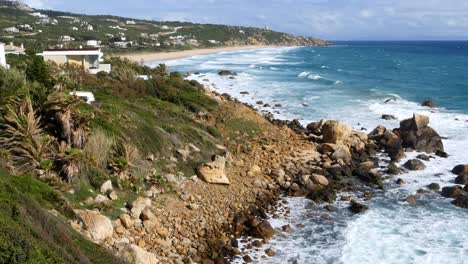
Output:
top-left (421, 100), bottom-right (437, 108)
top-left (451, 196), bottom-right (468, 209)
top-left (397, 114), bottom-right (444, 153)
top-left (451, 164), bottom-right (468, 176)
top-left (197, 155), bottom-right (230, 184)
top-left (252, 220), bottom-right (277, 240)
top-left (131, 197), bottom-right (152, 219)
top-left (218, 70), bottom-right (237, 76)
top-left (75, 209), bottom-right (113, 241)
top-left (441, 186), bottom-right (467, 198)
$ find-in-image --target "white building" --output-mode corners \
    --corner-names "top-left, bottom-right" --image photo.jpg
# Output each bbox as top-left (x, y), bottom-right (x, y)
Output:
top-left (3, 27), bottom-right (19, 33)
top-left (0, 43), bottom-right (6, 68)
top-left (30, 12), bottom-right (48, 18)
top-left (208, 39), bottom-right (220, 44)
top-left (60, 35), bottom-right (75, 42)
top-left (37, 48), bottom-right (111, 74)
top-left (126, 20), bottom-right (136, 25)
top-left (87, 25), bottom-right (94, 31)
top-left (86, 40), bottom-right (101, 47)
top-left (71, 27), bottom-right (79, 31)
top-left (18, 24), bottom-right (33, 31)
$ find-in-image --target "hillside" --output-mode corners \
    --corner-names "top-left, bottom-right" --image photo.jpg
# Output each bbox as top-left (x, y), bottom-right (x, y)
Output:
top-left (0, 0), bottom-right (329, 54)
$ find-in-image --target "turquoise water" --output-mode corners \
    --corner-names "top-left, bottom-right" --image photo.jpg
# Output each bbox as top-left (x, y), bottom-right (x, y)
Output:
top-left (149, 42), bottom-right (468, 264)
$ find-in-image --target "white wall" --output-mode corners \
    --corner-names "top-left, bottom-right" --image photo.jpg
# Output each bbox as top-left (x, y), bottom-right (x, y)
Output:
top-left (0, 44), bottom-right (6, 68)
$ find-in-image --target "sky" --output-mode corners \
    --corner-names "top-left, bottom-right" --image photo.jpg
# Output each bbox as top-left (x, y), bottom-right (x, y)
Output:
top-left (19, 0), bottom-right (468, 40)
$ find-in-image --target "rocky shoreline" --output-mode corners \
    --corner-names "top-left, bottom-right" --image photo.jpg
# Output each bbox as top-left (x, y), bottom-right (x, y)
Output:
top-left (70, 72), bottom-right (467, 264)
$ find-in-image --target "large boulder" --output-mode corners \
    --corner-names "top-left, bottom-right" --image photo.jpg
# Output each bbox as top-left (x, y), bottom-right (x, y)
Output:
top-left (197, 155), bottom-right (230, 184)
top-left (123, 244), bottom-right (159, 264)
top-left (451, 196), bottom-right (468, 209)
top-left (455, 175), bottom-right (468, 185)
top-left (306, 187), bottom-right (336, 203)
top-left (75, 209), bottom-right (113, 241)
top-left (218, 70), bottom-right (237, 76)
top-left (331, 144), bottom-right (352, 161)
top-left (451, 164), bottom-right (468, 176)
top-left (421, 100), bottom-right (437, 108)
top-left (441, 186), bottom-right (467, 198)
top-left (322, 120), bottom-right (352, 144)
top-left (403, 159), bottom-right (426, 171)
top-left (397, 114), bottom-right (444, 153)
top-left (252, 220), bottom-right (277, 239)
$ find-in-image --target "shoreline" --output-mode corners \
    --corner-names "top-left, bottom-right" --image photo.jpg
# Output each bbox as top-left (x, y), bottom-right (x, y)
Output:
top-left (119, 45), bottom-right (278, 63)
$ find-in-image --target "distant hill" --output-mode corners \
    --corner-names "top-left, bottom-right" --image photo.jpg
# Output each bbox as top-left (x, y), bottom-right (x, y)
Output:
top-left (0, 0), bottom-right (329, 54)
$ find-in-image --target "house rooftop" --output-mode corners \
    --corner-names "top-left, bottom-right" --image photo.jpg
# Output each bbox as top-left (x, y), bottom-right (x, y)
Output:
top-left (44, 48), bottom-right (100, 51)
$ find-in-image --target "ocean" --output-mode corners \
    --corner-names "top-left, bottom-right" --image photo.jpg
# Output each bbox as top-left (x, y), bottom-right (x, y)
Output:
top-left (148, 41), bottom-right (468, 264)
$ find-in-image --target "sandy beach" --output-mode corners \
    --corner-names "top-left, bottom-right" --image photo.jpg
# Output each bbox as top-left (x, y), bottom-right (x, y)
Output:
top-left (120, 45), bottom-right (273, 63)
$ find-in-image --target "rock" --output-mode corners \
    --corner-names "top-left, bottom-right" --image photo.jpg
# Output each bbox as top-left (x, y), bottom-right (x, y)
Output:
top-left (455, 175), bottom-right (468, 185)
top-left (435, 150), bottom-right (448, 158)
top-left (405, 195), bottom-right (417, 206)
top-left (281, 224), bottom-right (292, 232)
top-left (240, 91), bottom-right (249, 95)
top-left (100, 180), bottom-right (113, 194)
top-left (349, 200), bottom-right (369, 214)
top-left (306, 187), bottom-right (336, 203)
top-left (147, 154), bottom-right (155, 161)
top-left (441, 186), bottom-right (467, 198)
top-left (94, 194), bottom-right (110, 204)
top-left (324, 204), bottom-right (336, 212)
top-left (416, 154), bottom-right (431, 161)
top-left (252, 220), bottom-right (277, 239)
top-left (140, 208), bottom-right (156, 221)
top-left (131, 197), bottom-right (152, 219)
top-left (306, 121), bottom-right (322, 135)
top-left (109, 191), bottom-right (118, 200)
top-left (397, 114), bottom-right (444, 153)
top-left (396, 178), bottom-right (406, 185)
top-left (288, 119), bottom-right (305, 134)
top-left (75, 209), bottom-right (113, 241)
top-left (331, 145), bottom-right (352, 161)
top-left (123, 244), bottom-right (159, 264)
top-left (381, 114), bottom-right (397, 120)
top-left (427, 183), bottom-right (440, 190)
top-left (451, 196), bottom-right (468, 209)
top-left (322, 120), bottom-right (352, 144)
top-left (197, 155), bottom-right (230, 184)
top-left (176, 149), bottom-right (191, 161)
top-left (387, 163), bottom-right (403, 175)
top-left (310, 174), bottom-right (329, 186)
top-left (451, 164), bottom-right (468, 176)
top-left (256, 100), bottom-right (264, 105)
top-left (421, 100), bottom-right (437, 108)
top-left (120, 214), bottom-right (134, 228)
top-left (242, 255), bottom-right (253, 263)
top-left (265, 248), bottom-right (276, 257)
top-left (403, 159), bottom-right (426, 171)
top-left (218, 70), bottom-right (237, 76)
top-left (353, 168), bottom-right (383, 187)
top-left (248, 165), bottom-right (262, 176)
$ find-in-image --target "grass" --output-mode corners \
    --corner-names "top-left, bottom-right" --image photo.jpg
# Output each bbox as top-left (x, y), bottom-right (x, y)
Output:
top-left (0, 170), bottom-right (126, 264)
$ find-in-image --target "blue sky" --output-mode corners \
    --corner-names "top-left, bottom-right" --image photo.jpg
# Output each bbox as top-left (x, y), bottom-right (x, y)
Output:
top-left (22, 0), bottom-right (468, 40)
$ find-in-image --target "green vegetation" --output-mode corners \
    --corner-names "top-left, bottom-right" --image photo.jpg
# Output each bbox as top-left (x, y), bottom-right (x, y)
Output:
top-left (0, 170), bottom-right (125, 264)
top-left (0, 0), bottom-right (327, 54)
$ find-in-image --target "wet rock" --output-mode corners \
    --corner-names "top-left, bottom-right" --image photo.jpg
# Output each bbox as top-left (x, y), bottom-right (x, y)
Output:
top-left (218, 70), bottom-right (237, 76)
top-left (381, 114), bottom-right (397, 120)
top-left (396, 178), bottom-right (406, 185)
top-left (197, 155), bottom-right (230, 185)
top-left (288, 119), bottom-right (306, 134)
top-left (416, 154), bottom-right (431, 161)
top-left (265, 248), bottom-right (276, 257)
top-left (405, 195), bottom-right (417, 206)
top-left (387, 163), bottom-right (403, 175)
top-left (353, 168), bottom-right (383, 187)
top-left (421, 100), bottom-right (437, 108)
top-left (451, 196), bottom-right (468, 209)
top-left (427, 183), bottom-right (440, 190)
top-left (240, 91), bottom-right (249, 95)
top-left (75, 209), bottom-right (113, 241)
top-left (324, 204), bottom-right (336, 212)
top-left (349, 200), bottom-right (369, 214)
top-left (252, 220), bottom-right (277, 239)
top-left (441, 186), bottom-right (467, 198)
top-left (451, 164), bottom-right (468, 176)
top-left (242, 255), bottom-right (253, 263)
top-left (306, 187), bottom-right (337, 203)
top-left (455, 175), bottom-right (468, 185)
top-left (397, 114), bottom-right (444, 153)
top-left (281, 224), bottom-right (292, 232)
top-left (322, 120), bottom-right (352, 144)
top-left (403, 159), bottom-right (426, 171)
top-left (435, 150), bottom-right (449, 158)
top-left (256, 101), bottom-right (264, 105)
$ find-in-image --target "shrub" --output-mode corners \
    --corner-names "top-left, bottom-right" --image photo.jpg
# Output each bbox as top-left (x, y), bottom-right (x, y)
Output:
top-left (83, 129), bottom-right (115, 168)
top-left (0, 67), bottom-right (26, 104)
